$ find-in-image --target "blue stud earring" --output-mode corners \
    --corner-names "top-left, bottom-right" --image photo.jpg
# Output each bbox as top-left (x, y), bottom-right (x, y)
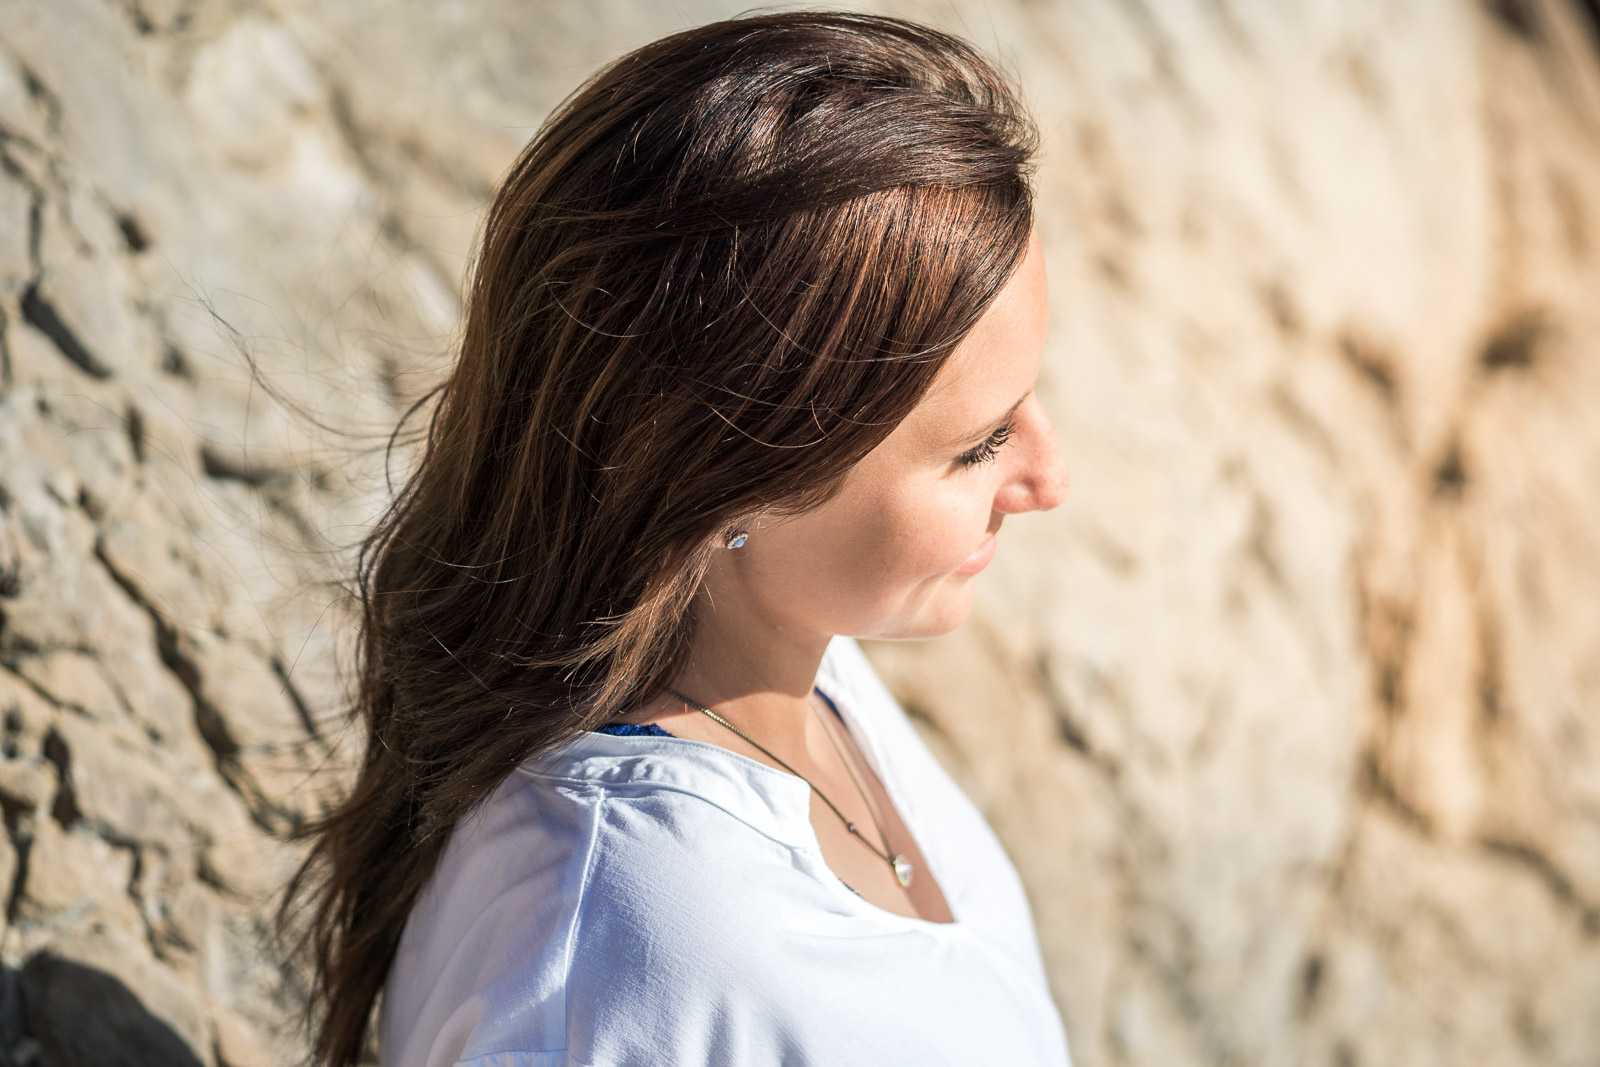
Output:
top-left (725, 529), bottom-right (748, 549)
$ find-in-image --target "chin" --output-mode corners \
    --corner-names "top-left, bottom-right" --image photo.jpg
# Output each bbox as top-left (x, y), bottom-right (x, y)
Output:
top-left (870, 579), bottom-right (977, 641)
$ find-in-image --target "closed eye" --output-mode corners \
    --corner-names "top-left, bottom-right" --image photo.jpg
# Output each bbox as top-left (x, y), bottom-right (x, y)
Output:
top-left (956, 419), bottom-right (1016, 468)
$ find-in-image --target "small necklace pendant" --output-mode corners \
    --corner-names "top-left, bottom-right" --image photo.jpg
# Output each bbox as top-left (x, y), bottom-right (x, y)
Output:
top-left (892, 854), bottom-right (914, 888)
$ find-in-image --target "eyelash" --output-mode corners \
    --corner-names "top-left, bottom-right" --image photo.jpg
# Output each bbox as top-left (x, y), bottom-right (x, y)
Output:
top-left (956, 419), bottom-right (1016, 468)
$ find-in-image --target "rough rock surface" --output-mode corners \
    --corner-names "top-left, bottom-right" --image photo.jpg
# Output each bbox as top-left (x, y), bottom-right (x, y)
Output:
top-left (0, 1), bottom-right (1597, 1065)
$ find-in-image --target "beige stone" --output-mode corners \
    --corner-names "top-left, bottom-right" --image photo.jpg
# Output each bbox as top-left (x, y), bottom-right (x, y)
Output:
top-left (199, 821), bottom-right (300, 908)
top-left (0, 0), bottom-right (1596, 1064)
top-left (0, 164), bottom-right (34, 296)
top-left (50, 712), bottom-right (192, 854)
top-left (0, 667), bottom-right (58, 753)
top-left (16, 818), bottom-right (143, 938)
top-left (13, 650), bottom-right (124, 720)
top-left (160, 878), bottom-right (221, 958)
top-left (211, 1002), bottom-right (278, 1067)
top-left (0, 755), bottom-right (56, 815)
top-left (0, 44), bottom-right (50, 146)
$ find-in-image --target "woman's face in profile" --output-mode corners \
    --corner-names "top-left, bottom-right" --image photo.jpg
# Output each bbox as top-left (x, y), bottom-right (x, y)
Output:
top-left (706, 231), bottom-right (1069, 643)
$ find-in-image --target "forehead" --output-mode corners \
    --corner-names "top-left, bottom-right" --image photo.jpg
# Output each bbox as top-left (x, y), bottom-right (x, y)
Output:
top-left (894, 235), bottom-right (1048, 445)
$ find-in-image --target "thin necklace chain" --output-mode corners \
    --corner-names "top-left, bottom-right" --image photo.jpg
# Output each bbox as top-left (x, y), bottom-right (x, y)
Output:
top-left (664, 686), bottom-right (912, 887)
top-left (807, 693), bottom-right (894, 848)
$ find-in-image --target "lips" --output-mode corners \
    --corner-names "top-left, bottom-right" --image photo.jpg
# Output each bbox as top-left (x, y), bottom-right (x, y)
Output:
top-left (954, 532), bottom-right (997, 575)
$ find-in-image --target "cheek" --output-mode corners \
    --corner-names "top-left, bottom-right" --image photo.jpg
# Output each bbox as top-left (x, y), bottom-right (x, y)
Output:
top-left (757, 477), bottom-right (989, 623)
top-left (859, 481), bottom-right (986, 576)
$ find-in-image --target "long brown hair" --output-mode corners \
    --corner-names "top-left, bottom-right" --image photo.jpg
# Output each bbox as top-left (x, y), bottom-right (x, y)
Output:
top-left (281, 12), bottom-right (1038, 1065)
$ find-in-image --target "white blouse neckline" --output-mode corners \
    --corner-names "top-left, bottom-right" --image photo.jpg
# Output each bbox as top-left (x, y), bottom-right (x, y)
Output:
top-left (519, 660), bottom-right (965, 933)
top-left (383, 635), bottom-right (1074, 1067)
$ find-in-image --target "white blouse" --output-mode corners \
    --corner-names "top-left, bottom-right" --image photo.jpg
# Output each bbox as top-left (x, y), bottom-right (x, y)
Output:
top-left (379, 636), bottom-right (1073, 1067)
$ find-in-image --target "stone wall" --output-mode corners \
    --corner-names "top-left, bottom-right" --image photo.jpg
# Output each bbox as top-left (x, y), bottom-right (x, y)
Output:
top-left (0, 1), bottom-right (1596, 1065)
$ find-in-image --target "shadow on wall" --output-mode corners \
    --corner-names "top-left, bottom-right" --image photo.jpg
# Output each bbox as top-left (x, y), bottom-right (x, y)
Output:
top-left (0, 955), bottom-right (204, 1067)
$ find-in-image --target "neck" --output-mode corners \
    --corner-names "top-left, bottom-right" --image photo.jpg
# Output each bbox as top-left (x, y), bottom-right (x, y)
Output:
top-left (669, 582), bottom-right (833, 754)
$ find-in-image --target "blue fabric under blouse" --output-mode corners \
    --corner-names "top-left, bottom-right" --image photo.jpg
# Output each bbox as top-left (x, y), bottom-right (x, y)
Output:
top-left (593, 688), bottom-right (845, 737)
top-left (592, 721), bottom-right (674, 737)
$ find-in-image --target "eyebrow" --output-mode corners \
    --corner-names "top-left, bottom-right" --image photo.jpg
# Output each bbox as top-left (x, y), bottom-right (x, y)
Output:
top-left (950, 388), bottom-right (1032, 447)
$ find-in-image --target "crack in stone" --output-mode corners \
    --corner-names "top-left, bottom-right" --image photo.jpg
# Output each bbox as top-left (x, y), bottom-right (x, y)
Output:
top-left (0, 304), bottom-right (12, 390)
top-left (270, 657), bottom-right (322, 742)
top-left (1480, 310), bottom-right (1550, 373)
top-left (0, 662), bottom-right (101, 720)
top-left (1356, 747), bottom-right (1434, 838)
top-left (38, 728), bottom-right (78, 829)
top-left (19, 283), bottom-right (111, 380)
top-left (90, 540), bottom-right (296, 837)
top-left (25, 186), bottom-right (42, 268)
top-left (1480, 834), bottom-right (1600, 936)
top-left (3, 821), bottom-right (31, 928)
top-left (1576, 0), bottom-right (1600, 57)
top-left (1034, 651), bottom-right (1121, 777)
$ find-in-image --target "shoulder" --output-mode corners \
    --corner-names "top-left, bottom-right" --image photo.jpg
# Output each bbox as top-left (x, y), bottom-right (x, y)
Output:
top-left (453, 756), bottom-right (800, 957)
top-left (410, 752), bottom-right (812, 1062)
top-left (380, 772), bottom-right (602, 1065)
top-left (559, 769), bottom-right (807, 981)
top-left (548, 793), bottom-right (839, 1065)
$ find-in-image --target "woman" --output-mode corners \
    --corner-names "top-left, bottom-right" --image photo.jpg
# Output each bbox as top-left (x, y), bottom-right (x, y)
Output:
top-left (284, 11), bottom-right (1072, 1067)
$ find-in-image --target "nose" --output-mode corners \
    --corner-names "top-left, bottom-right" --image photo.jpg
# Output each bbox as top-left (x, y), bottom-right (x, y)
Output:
top-left (993, 399), bottom-right (1069, 515)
